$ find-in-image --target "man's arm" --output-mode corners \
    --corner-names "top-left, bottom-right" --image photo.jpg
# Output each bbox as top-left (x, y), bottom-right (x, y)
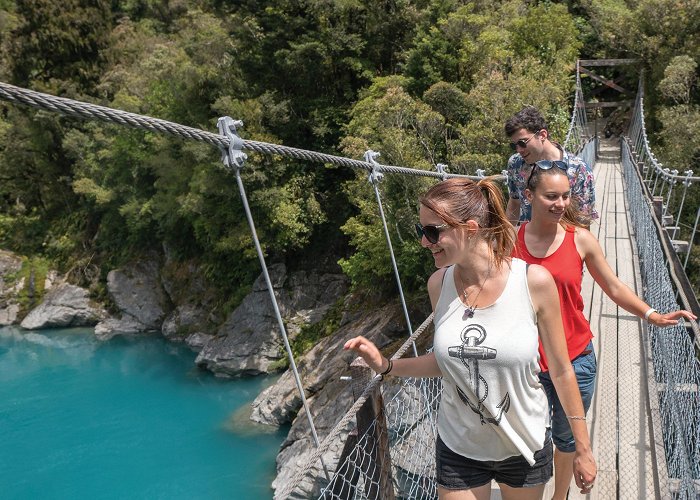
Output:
top-left (572, 159), bottom-right (598, 223)
top-left (504, 155), bottom-right (522, 226)
top-left (506, 198), bottom-right (521, 226)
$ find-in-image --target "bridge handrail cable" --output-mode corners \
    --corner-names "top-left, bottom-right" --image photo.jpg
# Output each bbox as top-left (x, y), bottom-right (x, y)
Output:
top-left (621, 137), bottom-right (700, 497)
top-left (0, 81), bottom-right (483, 181)
top-left (628, 80), bottom-right (700, 309)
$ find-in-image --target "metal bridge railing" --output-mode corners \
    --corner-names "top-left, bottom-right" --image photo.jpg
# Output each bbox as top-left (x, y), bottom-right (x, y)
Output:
top-left (621, 137), bottom-right (700, 498)
top-left (621, 79), bottom-right (700, 499)
top-left (627, 81), bottom-right (700, 274)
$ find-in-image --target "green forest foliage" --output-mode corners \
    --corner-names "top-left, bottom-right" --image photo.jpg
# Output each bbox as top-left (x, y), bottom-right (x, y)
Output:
top-left (0, 0), bottom-right (698, 305)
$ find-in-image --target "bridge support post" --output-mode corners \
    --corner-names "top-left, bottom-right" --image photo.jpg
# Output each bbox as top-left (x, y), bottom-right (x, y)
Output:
top-left (349, 357), bottom-right (396, 500)
top-left (652, 196), bottom-right (664, 219)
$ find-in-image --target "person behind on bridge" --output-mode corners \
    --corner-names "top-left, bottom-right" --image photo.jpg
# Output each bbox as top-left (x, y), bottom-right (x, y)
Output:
top-left (513, 164), bottom-right (698, 500)
top-left (345, 177), bottom-right (597, 499)
top-left (505, 106), bottom-right (598, 227)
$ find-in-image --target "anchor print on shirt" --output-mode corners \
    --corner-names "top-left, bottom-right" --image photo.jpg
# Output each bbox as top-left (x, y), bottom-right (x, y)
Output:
top-left (448, 324), bottom-right (511, 425)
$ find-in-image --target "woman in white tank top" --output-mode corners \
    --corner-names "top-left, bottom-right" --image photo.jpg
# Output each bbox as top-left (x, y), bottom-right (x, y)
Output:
top-left (344, 177), bottom-right (597, 499)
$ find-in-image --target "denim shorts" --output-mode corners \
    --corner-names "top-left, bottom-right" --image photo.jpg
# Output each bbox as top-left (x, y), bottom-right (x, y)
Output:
top-left (539, 340), bottom-right (597, 452)
top-left (435, 430), bottom-right (553, 490)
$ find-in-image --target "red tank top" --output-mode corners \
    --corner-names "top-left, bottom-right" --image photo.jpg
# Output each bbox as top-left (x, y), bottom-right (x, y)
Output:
top-left (513, 223), bottom-right (593, 371)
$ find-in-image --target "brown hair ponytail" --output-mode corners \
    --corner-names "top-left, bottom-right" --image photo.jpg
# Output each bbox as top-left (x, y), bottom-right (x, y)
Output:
top-left (420, 176), bottom-right (515, 268)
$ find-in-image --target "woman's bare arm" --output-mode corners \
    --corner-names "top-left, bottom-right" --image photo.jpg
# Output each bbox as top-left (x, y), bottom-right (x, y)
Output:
top-left (527, 263), bottom-right (597, 492)
top-left (576, 229), bottom-right (696, 326)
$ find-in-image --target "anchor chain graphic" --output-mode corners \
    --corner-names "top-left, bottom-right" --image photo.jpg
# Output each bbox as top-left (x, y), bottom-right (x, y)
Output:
top-left (448, 324), bottom-right (511, 425)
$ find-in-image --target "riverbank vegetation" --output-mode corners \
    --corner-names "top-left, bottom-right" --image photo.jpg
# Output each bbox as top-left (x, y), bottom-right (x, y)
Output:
top-left (0, 0), bottom-right (698, 305)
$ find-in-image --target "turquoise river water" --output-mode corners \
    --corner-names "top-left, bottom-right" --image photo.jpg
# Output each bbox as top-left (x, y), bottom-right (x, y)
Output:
top-left (0, 327), bottom-right (287, 499)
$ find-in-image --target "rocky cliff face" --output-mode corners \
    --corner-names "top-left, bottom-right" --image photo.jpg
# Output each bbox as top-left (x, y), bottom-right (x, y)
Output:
top-left (6, 250), bottom-right (354, 379)
top-left (0, 251), bottom-right (106, 329)
top-left (195, 263), bottom-right (348, 377)
top-left (94, 259), bottom-right (170, 339)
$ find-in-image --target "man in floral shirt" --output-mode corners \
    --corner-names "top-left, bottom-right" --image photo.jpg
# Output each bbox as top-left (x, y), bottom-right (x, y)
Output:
top-left (504, 107), bottom-right (598, 226)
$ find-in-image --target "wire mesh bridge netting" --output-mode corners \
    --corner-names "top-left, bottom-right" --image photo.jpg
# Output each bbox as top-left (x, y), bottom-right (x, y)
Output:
top-left (620, 86), bottom-right (700, 499)
top-left (318, 376), bottom-right (442, 500)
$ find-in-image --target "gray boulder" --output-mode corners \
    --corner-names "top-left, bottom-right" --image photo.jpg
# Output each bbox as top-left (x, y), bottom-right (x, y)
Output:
top-left (95, 315), bottom-right (149, 339)
top-left (20, 283), bottom-right (106, 329)
top-left (184, 331), bottom-right (215, 352)
top-left (251, 370), bottom-right (300, 427)
top-left (195, 263), bottom-right (347, 377)
top-left (94, 259), bottom-right (170, 338)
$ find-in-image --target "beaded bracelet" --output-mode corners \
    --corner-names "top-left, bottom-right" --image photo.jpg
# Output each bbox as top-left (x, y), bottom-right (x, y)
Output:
top-left (566, 415), bottom-right (586, 421)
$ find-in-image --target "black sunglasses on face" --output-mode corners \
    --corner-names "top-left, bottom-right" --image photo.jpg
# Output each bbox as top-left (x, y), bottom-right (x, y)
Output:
top-left (525, 160), bottom-right (569, 188)
top-left (415, 222), bottom-right (450, 244)
top-left (509, 130), bottom-right (541, 151)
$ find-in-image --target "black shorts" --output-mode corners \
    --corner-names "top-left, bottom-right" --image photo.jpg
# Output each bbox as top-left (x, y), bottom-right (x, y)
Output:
top-left (435, 430), bottom-right (553, 490)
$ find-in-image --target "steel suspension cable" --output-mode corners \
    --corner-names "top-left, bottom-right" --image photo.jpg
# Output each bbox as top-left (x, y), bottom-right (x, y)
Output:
top-left (365, 150), bottom-right (418, 358)
top-left (217, 117), bottom-right (332, 481)
top-left (0, 81), bottom-right (481, 181)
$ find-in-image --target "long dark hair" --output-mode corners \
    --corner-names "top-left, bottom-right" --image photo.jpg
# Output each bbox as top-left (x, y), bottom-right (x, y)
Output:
top-left (420, 177), bottom-right (515, 268)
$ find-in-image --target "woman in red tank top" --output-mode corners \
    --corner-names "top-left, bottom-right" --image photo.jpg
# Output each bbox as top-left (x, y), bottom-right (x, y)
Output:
top-left (514, 164), bottom-right (696, 500)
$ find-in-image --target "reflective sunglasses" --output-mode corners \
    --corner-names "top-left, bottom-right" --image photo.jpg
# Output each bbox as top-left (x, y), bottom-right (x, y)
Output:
top-left (525, 160), bottom-right (569, 188)
top-left (415, 222), bottom-right (450, 244)
top-left (509, 130), bottom-right (541, 151)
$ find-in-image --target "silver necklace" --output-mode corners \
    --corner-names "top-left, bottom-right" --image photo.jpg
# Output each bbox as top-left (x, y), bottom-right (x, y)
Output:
top-left (456, 266), bottom-right (491, 320)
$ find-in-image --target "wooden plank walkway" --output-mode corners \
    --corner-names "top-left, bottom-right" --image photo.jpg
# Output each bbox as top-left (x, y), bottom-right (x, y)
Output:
top-left (495, 138), bottom-right (663, 499)
top-left (568, 138), bottom-right (661, 499)
top-left (565, 138), bottom-right (659, 499)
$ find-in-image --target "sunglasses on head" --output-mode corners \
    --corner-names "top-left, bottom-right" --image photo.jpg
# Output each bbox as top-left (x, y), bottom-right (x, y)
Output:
top-left (415, 222), bottom-right (450, 244)
top-left (509, 130), bottom-right (542, 151)
top-left (525, 160), bottom-right (569, 188)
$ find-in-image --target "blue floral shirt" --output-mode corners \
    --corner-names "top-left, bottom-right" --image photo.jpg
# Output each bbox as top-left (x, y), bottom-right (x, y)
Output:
top-left (506, 144), bottom-right (598, 223)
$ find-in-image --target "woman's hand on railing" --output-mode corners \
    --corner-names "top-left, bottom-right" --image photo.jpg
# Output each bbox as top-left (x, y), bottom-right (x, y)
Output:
top-left (647, 309), bottom-right (697, 327)
top-left (344, 336), bottom-right (387, 374)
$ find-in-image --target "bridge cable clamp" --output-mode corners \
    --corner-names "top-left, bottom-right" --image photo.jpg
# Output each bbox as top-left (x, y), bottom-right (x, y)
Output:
top-left (670, 169), bottom-right (679, 184)
top-left (364, 149), bottom-right (384, 184)
top-left (683, 170), bottom-right (694, 186)
top-left (476, 168), bottom-right (486, 178)
top-left (435, 163), bottom-right (450, 181)
top-left (216, 116), bottom-right (247, 170)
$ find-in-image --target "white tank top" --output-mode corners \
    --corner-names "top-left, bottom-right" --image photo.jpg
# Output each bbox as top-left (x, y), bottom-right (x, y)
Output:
top-left (434, 258), bottom-right (549, 465)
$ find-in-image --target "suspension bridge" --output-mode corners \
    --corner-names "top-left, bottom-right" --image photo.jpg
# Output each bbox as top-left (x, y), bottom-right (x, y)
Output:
top-left (0, 59), bottom-right (698, 499)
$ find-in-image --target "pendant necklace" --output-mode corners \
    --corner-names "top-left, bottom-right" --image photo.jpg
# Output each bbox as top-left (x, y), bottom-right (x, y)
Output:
top-left (456, 266), bottom-right (491, 320)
